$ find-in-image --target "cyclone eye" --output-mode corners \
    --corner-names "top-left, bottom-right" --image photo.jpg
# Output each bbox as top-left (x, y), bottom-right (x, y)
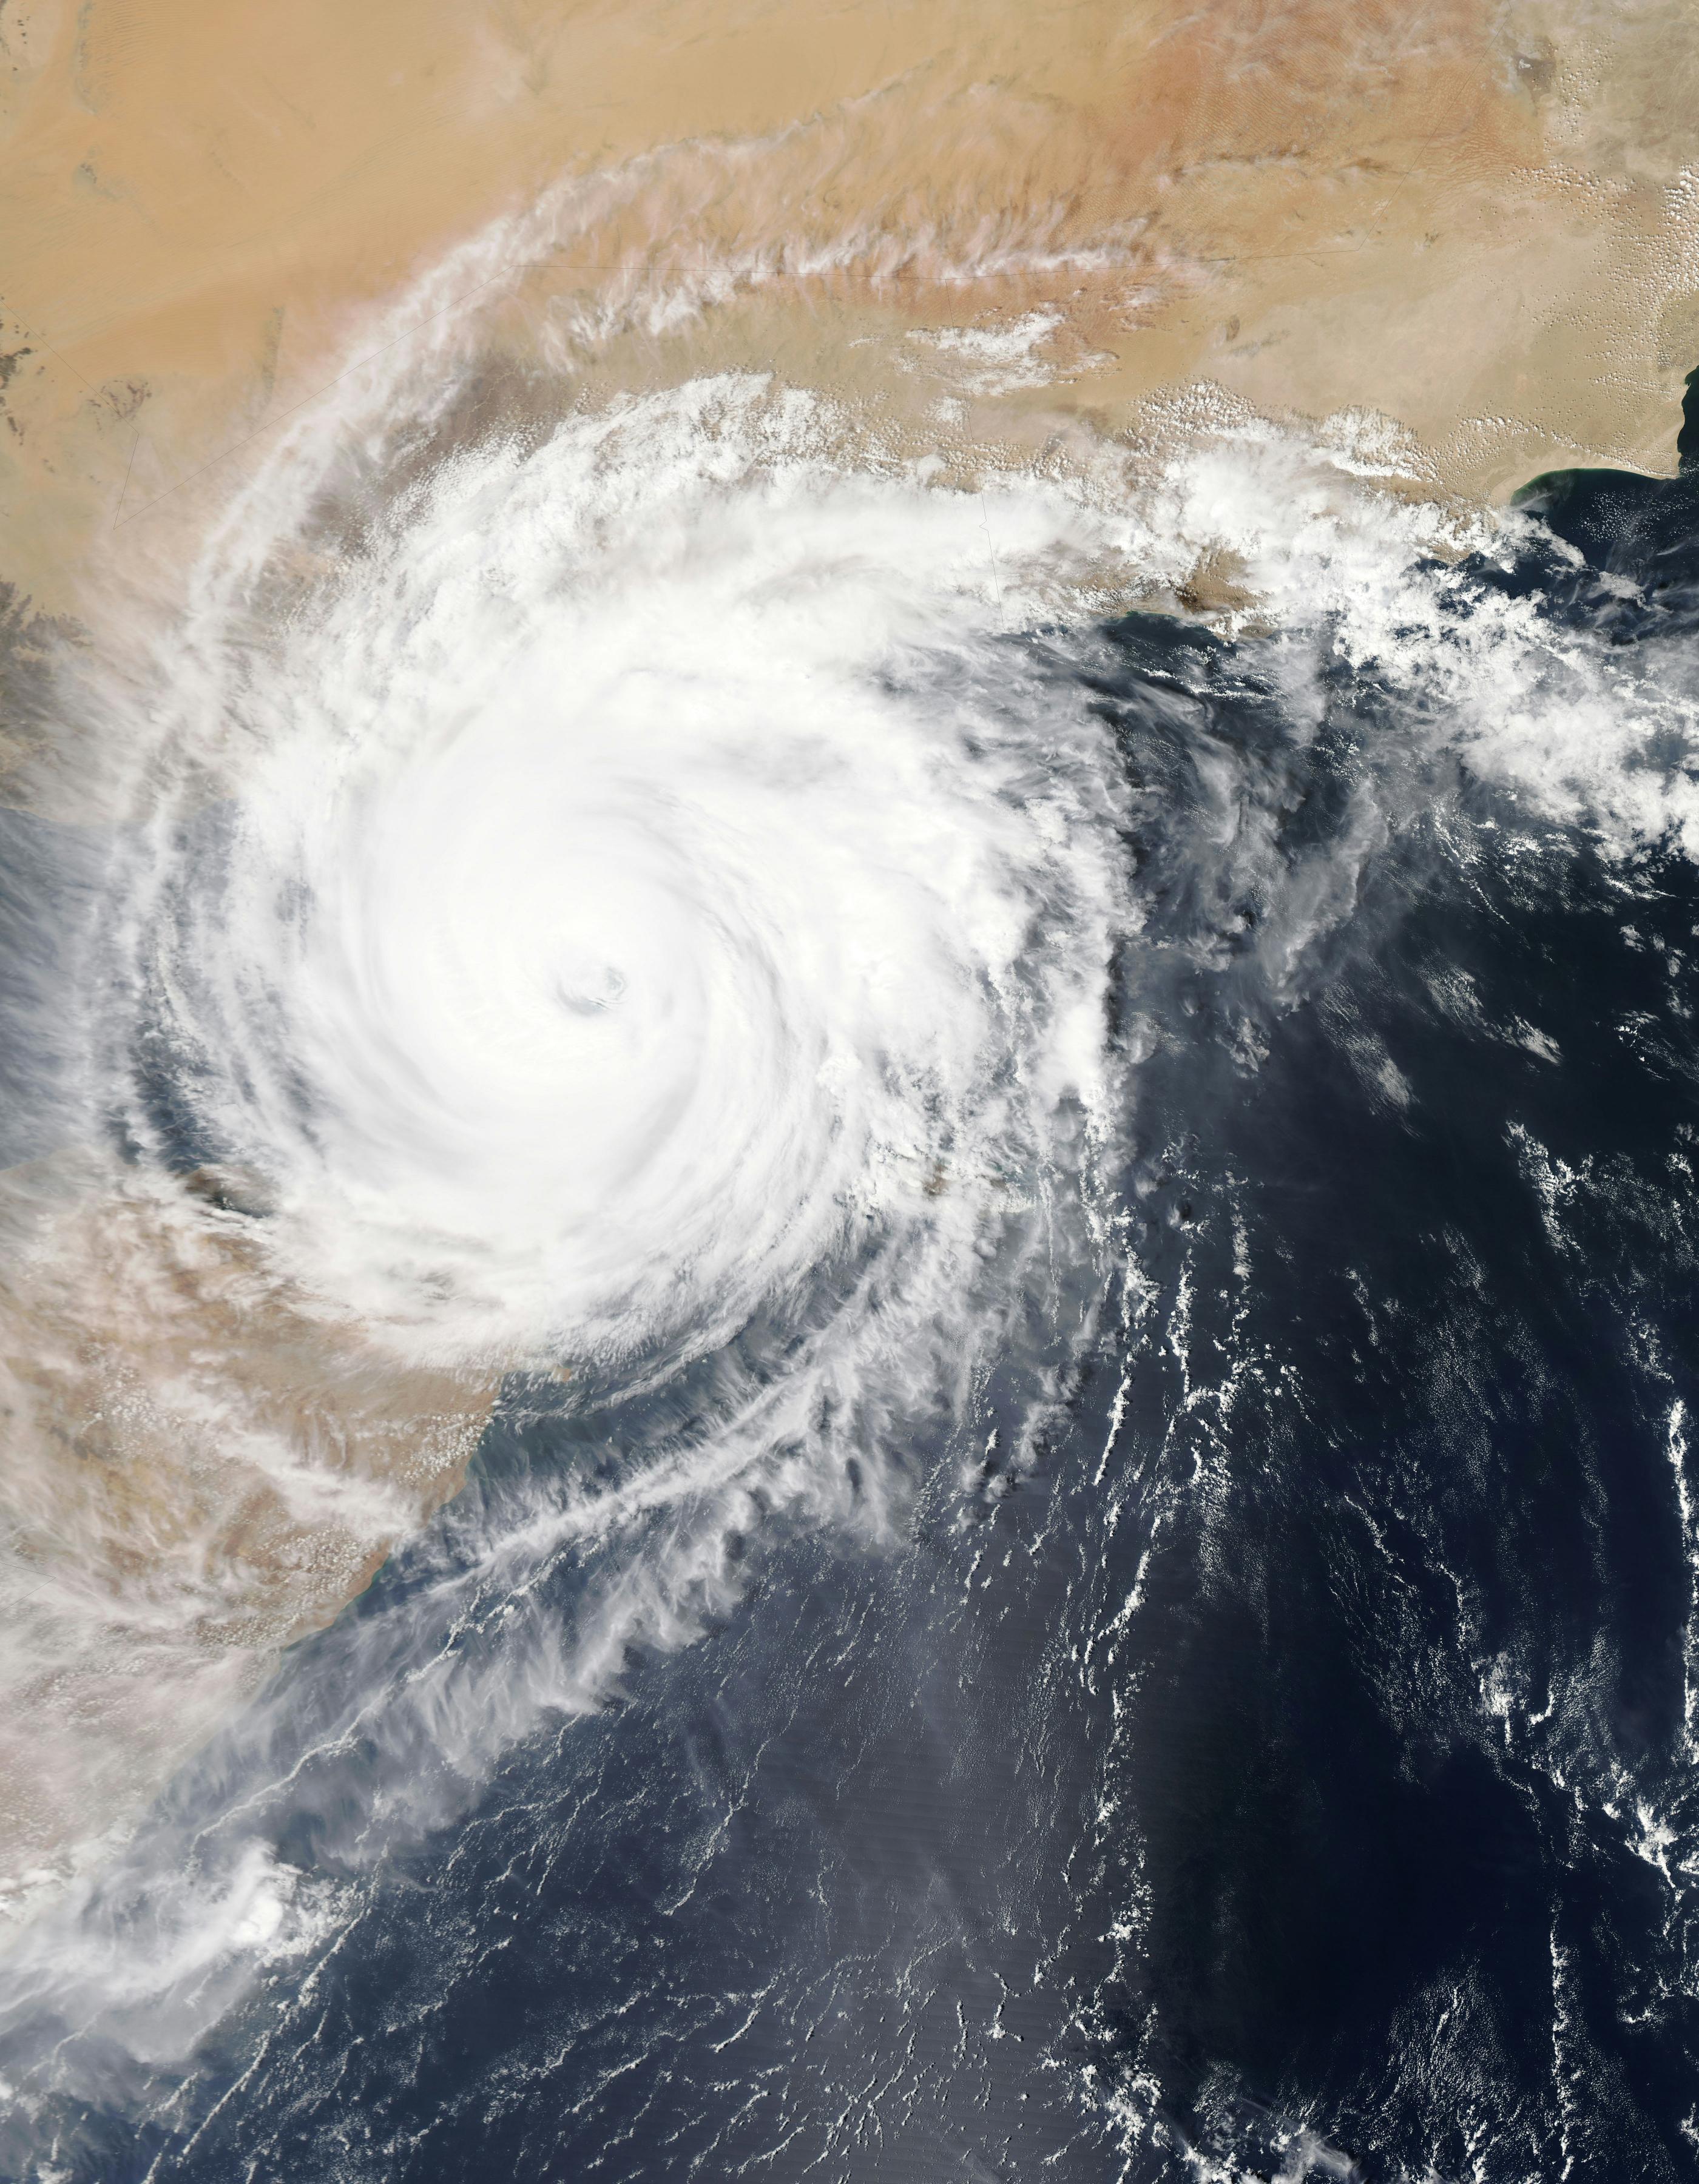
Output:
top-left (553, 963), bottom-right (627, 1016)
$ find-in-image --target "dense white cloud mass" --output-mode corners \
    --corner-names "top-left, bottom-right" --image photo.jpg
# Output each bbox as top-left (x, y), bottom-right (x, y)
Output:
top-left (129, 377), bottom-right (1132, 1377)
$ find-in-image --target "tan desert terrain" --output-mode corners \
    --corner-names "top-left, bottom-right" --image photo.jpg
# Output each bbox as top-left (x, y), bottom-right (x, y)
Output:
top-left (1, 0), bottom-right (1698, 625)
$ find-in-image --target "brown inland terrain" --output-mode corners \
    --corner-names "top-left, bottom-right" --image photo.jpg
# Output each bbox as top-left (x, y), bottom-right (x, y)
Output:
top-left (1, 0), bottom-right (1698, 1905)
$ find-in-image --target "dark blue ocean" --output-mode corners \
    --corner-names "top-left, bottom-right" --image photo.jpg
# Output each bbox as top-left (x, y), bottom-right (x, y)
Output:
top-left (6, 445), bottom-right (1699, 2182)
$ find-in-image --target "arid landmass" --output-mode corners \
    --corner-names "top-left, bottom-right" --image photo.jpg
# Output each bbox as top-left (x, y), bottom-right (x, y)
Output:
top-left (0, 1152), bottom-right (493, 1904)
top-left (2, 0), bottom-right (1698, 621)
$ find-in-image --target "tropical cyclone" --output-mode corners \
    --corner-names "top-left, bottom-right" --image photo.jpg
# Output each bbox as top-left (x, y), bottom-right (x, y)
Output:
top-left (0, 365), bottom-right (1135, 1907)
top-left (2, 0), bottom-right (1699, 1908)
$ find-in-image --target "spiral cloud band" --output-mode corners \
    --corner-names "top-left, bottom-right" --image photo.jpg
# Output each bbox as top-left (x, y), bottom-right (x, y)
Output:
top-left (131, 377), bottom-right (1131, 1381)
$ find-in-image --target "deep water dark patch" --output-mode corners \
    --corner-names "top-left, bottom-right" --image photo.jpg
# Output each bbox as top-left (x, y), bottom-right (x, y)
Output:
top-left (1092, 808), bottom-right (1699, 2179)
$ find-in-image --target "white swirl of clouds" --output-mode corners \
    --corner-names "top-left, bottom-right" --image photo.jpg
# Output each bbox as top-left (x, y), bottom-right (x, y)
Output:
top-left (126, 375), bottom-right (1134, 1386)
